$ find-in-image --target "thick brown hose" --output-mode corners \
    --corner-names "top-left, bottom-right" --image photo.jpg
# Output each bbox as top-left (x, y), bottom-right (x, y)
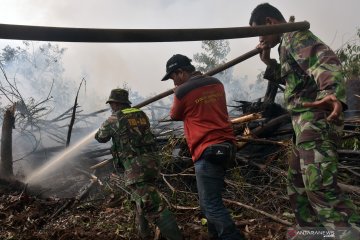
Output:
top-left (0, 21), bottom-right (309, 42)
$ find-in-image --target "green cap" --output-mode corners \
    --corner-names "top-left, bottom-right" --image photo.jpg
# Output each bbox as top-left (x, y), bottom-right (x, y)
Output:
top-left (106, 88), bottom-right (132, 104)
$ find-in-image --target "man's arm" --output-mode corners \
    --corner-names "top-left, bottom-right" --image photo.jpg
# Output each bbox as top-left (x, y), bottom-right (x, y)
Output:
top-left (95, 115), bottom-right (116, 143)
top-left (170, 94), bottom-right (185, 121)
top-left (257, 43), bottom-right (285, 85)
top-left (288, 31), bottom-right (347, 120)
top-left (302, 95), bottom-right (343, 122)
top-left (289, 31), bottom-right (346, 106)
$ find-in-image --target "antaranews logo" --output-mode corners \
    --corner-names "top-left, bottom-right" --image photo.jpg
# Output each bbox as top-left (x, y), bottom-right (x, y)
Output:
top-left (286, 228), bottom-right (298, 239)
top-left (287, 227), bottom-right (339, 239)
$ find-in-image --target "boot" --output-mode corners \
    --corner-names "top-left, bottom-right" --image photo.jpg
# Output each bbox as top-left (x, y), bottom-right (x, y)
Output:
top-left (135, 208), bottom-right (152, 239)
top-left (156, 208), bottom-right (183, 240)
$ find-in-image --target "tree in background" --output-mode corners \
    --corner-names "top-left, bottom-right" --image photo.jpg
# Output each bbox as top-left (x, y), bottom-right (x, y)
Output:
top-left (193, 40), bottom-right (230, 73)
top-left (336, 29), bottom-right (360, 151)
top-left (1, 41), bottom-right (76, 116)
top-left (193, 40), bottom-right (267, 109)
top-left (336, 28), bottom-right (360, 80)
top-left (336, 28), bottom-right (360, 111)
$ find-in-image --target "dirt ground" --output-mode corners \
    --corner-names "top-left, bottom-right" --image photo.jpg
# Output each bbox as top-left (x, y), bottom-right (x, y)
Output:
top-left (0, 175), bottom-right (289, 240)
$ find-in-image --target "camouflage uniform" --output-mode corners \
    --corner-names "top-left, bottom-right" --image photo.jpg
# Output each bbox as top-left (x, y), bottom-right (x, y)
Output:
top-left (264, 30), bottom-right (360, 238)
top-left (95, 89), bottom-right (182, 240)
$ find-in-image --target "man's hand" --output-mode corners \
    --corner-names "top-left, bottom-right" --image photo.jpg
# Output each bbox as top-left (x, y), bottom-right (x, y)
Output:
top-left (302, 95), bottom-right (343, 122)
top-left (256, 42), bottom-right (274, 66)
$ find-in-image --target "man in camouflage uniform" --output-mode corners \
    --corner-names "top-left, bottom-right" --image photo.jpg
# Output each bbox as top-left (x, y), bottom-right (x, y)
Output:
top-left (249, 3), bottom-right (360, 239)
top-left (95, 88), bottom-right (182, 240)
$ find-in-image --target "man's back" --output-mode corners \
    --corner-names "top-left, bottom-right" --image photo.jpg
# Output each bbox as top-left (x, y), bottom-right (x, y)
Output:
top-left (171, 74), bottom-right (235, 161)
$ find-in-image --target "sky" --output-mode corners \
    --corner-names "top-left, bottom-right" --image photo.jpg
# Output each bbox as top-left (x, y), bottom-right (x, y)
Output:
top-left (0, 0), bottom-right (359, 105)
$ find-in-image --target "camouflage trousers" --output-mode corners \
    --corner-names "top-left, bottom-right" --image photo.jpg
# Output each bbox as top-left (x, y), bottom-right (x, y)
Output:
top-left (129, 182), bottom-right (182, 240)
top-left (288, 112), bottom-right (360, 239)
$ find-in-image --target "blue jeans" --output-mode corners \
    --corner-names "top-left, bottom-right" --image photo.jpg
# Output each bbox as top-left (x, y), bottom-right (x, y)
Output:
top-left (195, 149), bottom-right (242, 240)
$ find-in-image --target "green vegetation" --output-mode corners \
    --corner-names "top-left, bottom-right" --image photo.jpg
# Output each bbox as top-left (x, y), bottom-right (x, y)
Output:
top-left (336, 28), bottom-right (360, 79)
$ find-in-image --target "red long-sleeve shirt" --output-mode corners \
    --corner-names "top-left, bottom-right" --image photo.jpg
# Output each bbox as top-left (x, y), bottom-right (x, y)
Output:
top-left (170, 73), bottom-right (235, 161)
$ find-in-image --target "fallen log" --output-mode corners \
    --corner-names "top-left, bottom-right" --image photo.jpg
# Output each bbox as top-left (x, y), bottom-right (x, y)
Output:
top-left (50, 170), bottom-right (100, 219)
top-left (251, 114), bottom-right (291, 137)
top-left (236, 113), bottom-right (291, 149)
top-left (74, 178), bottom-right (98, 203)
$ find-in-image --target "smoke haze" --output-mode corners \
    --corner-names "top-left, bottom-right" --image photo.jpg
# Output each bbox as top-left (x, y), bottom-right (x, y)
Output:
top-left (0, 0), bottom-right (358, 99)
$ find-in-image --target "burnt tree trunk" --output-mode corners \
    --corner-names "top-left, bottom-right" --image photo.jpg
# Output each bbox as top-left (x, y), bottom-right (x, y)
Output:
top-left (1, 105), bottom-right (15, 178)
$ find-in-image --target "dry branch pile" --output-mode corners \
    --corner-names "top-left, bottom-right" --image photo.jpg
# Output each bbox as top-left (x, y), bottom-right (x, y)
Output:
top-left (1, 98), bottom-right (360, 240)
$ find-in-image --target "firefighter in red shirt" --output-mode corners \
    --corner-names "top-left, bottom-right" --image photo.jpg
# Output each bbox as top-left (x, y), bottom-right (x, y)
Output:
top-left (161, 54), bottom-right (245, 239)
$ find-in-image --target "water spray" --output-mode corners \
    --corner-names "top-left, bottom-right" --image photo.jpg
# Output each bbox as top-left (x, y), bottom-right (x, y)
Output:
top-left (25, 129), bottom-right (98, 185)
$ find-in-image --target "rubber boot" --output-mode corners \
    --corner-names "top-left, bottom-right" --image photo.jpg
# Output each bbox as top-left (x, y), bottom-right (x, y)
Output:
top-left (135, 206), bottom-right (152, 239)
top-left (207, 221), bottom-right (219, 240)
top-left (155, 208), bottom-right (183, 240)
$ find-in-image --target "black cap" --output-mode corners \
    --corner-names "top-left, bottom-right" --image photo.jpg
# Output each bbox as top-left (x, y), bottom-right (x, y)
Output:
top-left (161, 54), bottom-right (192, 81)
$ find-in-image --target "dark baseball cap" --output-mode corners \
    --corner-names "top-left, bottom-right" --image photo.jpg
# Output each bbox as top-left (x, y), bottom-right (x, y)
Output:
top-left (161, 54), bottom-right (192, 81)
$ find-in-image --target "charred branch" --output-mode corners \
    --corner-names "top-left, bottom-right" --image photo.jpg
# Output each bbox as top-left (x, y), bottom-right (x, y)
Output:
top-left (66, 78), bottom-right (86, 147)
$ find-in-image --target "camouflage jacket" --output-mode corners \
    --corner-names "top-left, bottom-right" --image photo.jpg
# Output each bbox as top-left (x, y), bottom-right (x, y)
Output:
top-left (264, 30), bottom-right (346, 113)
top-left (95, 108), bottom-right (160, 186)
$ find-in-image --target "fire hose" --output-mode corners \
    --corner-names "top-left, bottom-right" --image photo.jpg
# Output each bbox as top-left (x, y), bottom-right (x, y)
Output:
top-left (0, 21), bottom-right (309, 107)
top-left (0, 21), bottom-right (309, 42)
